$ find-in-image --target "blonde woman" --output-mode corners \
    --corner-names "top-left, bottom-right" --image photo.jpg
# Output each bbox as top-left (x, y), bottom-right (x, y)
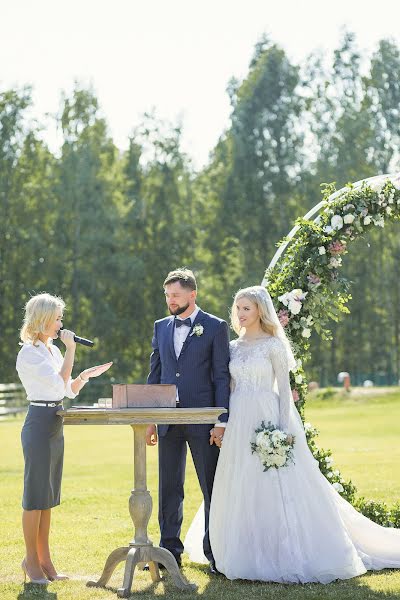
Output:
top-left (17, 293), bottom-right (112, 584)
top-left (185, 285), bottom-right (400, 582)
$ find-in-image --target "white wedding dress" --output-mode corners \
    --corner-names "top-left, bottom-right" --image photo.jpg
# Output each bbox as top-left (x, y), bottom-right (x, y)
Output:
top-left (184, 336), bottom-right (400, 583)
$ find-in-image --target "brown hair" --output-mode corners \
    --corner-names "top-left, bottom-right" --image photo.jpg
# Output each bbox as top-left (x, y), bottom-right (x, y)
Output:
top-left (163, 268), bottom-right (197, 291)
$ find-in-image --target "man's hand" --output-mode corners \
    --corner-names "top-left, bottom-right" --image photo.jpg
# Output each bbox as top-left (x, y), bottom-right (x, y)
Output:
top-left (209, 426), bottom-right (225, 447)
top-left (146, 424), bottom-right (158, 446)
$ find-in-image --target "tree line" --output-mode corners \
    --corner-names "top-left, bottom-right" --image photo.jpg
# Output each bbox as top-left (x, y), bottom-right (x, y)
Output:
top-left (1, 30), bottom-right (400, 392)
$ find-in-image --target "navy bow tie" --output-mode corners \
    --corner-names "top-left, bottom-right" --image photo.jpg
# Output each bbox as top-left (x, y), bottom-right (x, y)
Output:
top-left (175, 317), bottom-right (192, 328)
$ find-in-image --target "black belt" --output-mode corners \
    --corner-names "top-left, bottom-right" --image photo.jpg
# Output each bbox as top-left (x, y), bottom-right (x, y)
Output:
top-left (30, 401), bottom-right (63, 407)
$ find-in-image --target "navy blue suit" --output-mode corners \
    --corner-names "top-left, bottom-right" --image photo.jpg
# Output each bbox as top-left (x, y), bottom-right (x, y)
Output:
top-left (147, 308), bottom-right (230, 562)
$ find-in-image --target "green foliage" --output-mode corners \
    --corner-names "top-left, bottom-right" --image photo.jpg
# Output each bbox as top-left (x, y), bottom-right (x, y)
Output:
top-left (267, 178), bottom-right (400, 519)
top-left (354, 498), bottom-right (394, 527)
top-left (1, 32), bottom-right (400, 523)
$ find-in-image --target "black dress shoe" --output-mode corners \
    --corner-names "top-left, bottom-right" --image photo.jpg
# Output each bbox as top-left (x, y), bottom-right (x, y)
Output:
top-left (208, 561), bottom-right (222, 576)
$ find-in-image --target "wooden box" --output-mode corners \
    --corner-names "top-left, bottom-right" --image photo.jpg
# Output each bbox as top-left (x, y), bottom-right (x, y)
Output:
top-left (112, 384), bottom-right (177, 408)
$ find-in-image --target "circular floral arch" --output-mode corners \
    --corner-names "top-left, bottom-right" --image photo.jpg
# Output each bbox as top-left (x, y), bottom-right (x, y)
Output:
top-left (262, 172), bottom-right (400, 524)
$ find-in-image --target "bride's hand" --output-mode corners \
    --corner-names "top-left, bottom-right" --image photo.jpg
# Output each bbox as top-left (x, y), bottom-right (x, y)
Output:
top-left (210, 426), bottom-right (225, 447)
top-left (80, 362), bottom-right (113, 380)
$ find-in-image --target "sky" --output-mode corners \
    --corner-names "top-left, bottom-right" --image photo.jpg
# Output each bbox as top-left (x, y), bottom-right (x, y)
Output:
top-left (1, 0), bottom-right (400, 168)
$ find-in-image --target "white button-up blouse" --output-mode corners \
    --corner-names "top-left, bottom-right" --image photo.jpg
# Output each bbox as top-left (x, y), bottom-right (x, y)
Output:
top-left (16, 341), bottom-right (78, 401)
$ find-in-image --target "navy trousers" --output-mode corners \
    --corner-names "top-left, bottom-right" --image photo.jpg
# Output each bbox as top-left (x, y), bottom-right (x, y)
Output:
top-left (158, 425), bottom-right (219, 562)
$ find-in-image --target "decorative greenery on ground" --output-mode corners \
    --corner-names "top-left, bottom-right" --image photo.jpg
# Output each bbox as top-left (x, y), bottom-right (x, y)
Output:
top-left (265, 175), bottom-right (400, 524)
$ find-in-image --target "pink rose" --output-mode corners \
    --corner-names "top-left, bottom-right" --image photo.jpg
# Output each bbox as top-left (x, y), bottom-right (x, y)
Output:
top-left (307, 273), bottom-right (321, 285)
top-left (278, 309), bottom-right (290, 327)
top-left (291, 389), bottom-right (300, 402)
top-left (328, 240), bottom-right (347, 255)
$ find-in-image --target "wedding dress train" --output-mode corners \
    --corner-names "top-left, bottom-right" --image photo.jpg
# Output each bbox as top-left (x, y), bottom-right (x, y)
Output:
top-left (184, 337), bottom-right (400, 583)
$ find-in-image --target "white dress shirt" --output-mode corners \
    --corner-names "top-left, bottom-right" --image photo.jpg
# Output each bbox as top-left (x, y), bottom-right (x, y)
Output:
top-left (174, 306), bottom-right (225, 429)
top-left (16, 341), bottom-right (77, 401)
top-left (174, 305), bottom-right (200, 358)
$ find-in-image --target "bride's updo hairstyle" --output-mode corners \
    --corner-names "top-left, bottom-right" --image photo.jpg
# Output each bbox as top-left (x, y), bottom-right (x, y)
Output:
top-left (20, 293), bottom-right (65, 347)
top-left (231, 285), bottom-right (296, 370)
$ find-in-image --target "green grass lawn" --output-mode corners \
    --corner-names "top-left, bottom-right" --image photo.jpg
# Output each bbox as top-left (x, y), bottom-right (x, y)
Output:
top-left (1, 389), bottom-right (400, 600)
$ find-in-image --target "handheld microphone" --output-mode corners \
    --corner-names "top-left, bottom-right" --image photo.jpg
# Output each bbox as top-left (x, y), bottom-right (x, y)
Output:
top-left (58, 327), bottom-right (94, 347)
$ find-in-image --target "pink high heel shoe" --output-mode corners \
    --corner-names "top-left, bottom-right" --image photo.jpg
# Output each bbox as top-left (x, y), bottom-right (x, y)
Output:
top-left (21, 559), bottom-right (49, 584)
top-left (41, 565), bottom-right (69, 581)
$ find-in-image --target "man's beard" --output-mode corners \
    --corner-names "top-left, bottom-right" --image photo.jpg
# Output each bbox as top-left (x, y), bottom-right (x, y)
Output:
top-left (169, 303), bottom-right (190, 316)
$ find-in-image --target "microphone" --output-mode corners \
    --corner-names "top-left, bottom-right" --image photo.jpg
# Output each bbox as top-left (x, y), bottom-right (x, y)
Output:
top-left (58, 327), bottom-right (94, 347)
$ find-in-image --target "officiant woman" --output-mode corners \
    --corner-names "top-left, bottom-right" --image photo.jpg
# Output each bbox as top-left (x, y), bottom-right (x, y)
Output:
top-left (16, 292), bottom-right (112, 584)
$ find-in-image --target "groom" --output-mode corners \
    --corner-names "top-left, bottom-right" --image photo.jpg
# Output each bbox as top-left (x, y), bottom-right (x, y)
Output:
top-left (146, 268), bottom-right (230, 574)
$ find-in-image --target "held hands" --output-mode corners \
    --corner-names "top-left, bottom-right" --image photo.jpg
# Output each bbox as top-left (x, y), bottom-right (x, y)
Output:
top-left (146, 425), bottom-right (158, 446)
top-left (80, 362), bottom-right (113, 381)
top-left (210, 426), bottom-right (225, 448)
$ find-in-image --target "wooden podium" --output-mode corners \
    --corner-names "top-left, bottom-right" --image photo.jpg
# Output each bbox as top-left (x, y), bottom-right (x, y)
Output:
top-left (58, 386), bottom-right (226, 597)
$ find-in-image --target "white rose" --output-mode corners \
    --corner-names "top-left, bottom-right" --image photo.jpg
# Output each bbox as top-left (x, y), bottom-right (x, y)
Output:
top-left (343, 214), bottom-right (355, 224)
top-left (374, 217), bottom-right (385, 227)
top-left (260, 438), bottom-right (271, 452)
top-left (304, 422), bottom-right (312, 432)
top-left (278, 292), bottom-right (290, 306)
top-left (295, 374), bottom-right (303, 383)
top-left (288, 300), bottom-right (301, 315)
top-left (368, 178), bottom-right (386, 193)
top-left (325, 456), bottom-right (334, 465)
top-left (392, 174), bottom-right (400, 189)
top-left (386, 206), bottom-right (393, 215)
top-left (323, 225), bottom-right (334, 234)
top-left (363, 215), bottom-right (372, 225)
top-left (302, 328), bottom-right (311, 338)
top-left (329, 257), bottom-right (342, 268)
top-left (318, 246), bottom-right (326, 255)
top-left (275, 455), bottom-right (286, 467)
top-left (327, 472), bottom-right (333, 479)
top-left (331, 215), bottom-right (344, 230)
top-left (332, 482), bottom-right (344, 493)
top-left (255, 432), bottom-right (265, 445)
top-left (270, 431), bottom-right (281, 444)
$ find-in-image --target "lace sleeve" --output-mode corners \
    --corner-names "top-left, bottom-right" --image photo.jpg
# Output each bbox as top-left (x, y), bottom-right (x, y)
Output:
top-left (269, 339), bottom-right (292, 431)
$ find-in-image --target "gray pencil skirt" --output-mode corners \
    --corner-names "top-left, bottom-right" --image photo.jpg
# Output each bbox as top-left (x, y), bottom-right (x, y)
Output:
top-left (21, 403), bottom-right (64, 510)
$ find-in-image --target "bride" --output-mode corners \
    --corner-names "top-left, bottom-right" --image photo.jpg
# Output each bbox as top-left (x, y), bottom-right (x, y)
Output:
top-left (184, 285), bottom-right (400, 583)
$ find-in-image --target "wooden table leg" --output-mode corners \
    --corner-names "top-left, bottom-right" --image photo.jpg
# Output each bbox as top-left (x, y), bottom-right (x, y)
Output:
top-left (89, 424), bottom-right (197, 596)
top-left (87, 546), bottom-right (129, 588)
top-left (116, 425), bottom-right (196, 597)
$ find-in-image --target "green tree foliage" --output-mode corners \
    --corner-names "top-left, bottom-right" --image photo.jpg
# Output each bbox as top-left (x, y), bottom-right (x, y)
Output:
top-left (1, 33), bottom-right (400, 390)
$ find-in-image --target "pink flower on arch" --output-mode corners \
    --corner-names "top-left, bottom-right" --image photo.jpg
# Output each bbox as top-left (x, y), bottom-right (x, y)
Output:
top-left (291, 389), bottom-right (300, 402)
top-left (328, 240), bottom-right (347, 256)
top-left (278, 309), bottom-right (290, 327)
top-left (307, 273), bottom-right (321, 286)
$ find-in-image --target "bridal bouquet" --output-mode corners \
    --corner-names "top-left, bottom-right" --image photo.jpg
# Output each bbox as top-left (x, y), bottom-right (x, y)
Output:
top-left (251, 421), bottom-right (295, 472)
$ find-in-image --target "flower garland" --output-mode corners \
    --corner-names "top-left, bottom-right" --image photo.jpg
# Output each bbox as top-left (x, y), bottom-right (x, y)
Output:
top-left (265, 176), bottom-right (400, 522)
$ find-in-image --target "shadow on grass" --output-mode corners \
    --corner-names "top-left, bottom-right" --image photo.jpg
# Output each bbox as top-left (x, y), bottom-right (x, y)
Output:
top-left (18, 583), bottom-right (57, 599)
top-left (23, 566), bottom-right (398, 600)
top-left (136, 565), bottom-right (400, 600)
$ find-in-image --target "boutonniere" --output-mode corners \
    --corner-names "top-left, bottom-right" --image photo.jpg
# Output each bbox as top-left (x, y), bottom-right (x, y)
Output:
top-left (190, 324), bottom-right (204, 337)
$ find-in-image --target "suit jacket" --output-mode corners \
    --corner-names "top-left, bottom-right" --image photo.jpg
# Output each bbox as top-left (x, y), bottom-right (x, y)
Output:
top-left (147, 308), bottom-right (230, 436)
